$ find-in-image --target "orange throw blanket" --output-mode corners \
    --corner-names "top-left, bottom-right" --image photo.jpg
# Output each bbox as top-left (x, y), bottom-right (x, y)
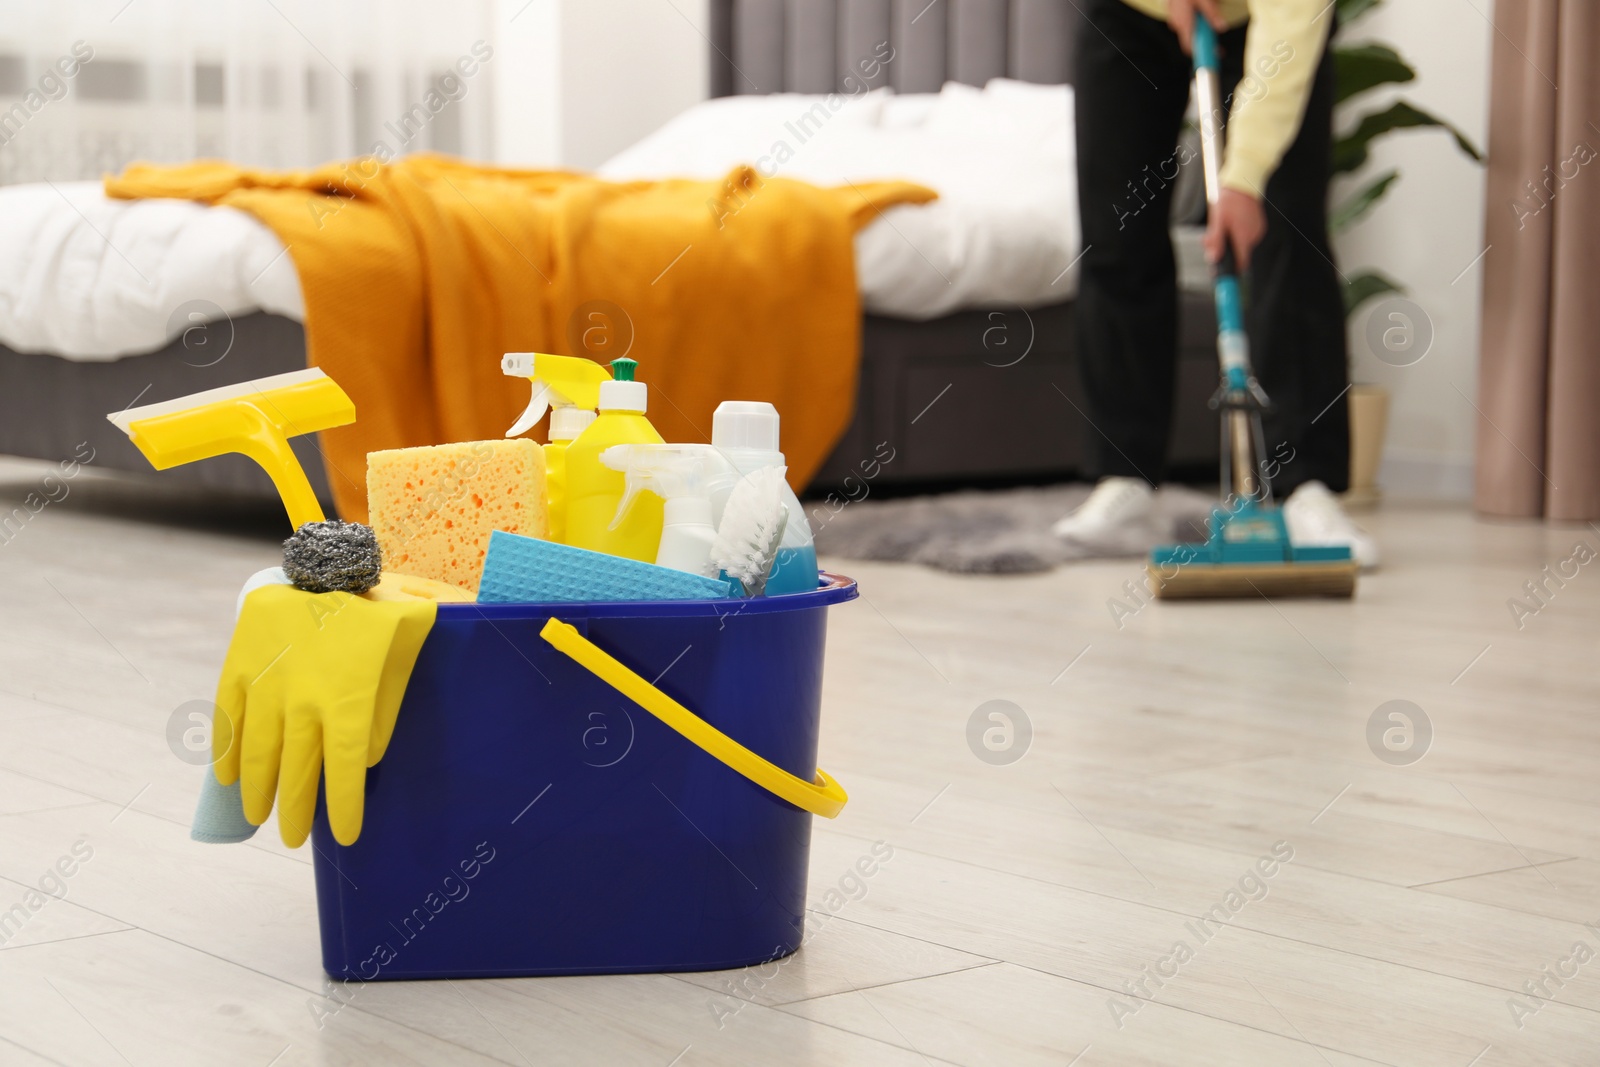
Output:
top-left (107, 155), bottom-right (935, 522)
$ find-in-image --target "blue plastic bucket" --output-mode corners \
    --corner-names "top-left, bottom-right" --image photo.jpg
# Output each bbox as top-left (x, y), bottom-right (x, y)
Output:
top-left (308, 573), bottom-right (857, 980)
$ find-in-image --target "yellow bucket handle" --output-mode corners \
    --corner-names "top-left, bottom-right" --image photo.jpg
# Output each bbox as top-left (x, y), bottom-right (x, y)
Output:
top-left (539, 618), bottom-right (848, 819)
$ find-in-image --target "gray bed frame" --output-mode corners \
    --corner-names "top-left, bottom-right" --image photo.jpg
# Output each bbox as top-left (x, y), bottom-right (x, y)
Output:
top-left (0, 0), bottom-right (1219, 504)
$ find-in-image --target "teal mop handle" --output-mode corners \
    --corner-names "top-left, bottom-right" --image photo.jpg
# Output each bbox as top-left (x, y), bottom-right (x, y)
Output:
top-left (1192, 18), bottom-right (1251, 395)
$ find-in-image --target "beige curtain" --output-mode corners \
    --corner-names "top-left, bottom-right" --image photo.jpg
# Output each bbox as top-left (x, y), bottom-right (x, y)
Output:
top-left (1476, 0), bottom-right (1600, 521)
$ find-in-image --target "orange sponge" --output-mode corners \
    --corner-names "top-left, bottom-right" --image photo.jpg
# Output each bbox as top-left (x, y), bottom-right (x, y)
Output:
top-left (366, 439), bottom-right (547, 592)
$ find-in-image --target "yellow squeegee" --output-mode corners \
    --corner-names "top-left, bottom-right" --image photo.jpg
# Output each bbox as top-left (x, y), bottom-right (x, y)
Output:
top-left (106, 368), bottom-right (354, 529)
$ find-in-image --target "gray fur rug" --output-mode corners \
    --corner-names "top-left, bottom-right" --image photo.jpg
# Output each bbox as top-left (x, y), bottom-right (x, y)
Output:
top-left (811, 483), bottom-right (1216, 574)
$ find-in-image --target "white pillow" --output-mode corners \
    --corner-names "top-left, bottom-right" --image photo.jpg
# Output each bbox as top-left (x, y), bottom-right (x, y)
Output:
top-left (917, 79), bottom-right (1071, 158)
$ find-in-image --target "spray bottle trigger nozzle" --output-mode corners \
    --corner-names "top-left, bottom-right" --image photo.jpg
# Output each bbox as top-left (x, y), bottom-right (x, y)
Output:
top-left (502, 353), bottom-right (536, 378)
top-left (600, 443), bottom-right (716, 532)
top-left (505, 382), bottom-right (557, 438)
top-left (600, 444), bottom-right (643, 531)
top-left (608, 490), bottom-right (640, 531)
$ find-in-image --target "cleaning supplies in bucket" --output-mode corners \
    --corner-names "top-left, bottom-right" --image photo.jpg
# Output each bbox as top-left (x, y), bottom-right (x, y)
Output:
top-left (709, 401), bottom-right (818, 595)
top-left (312, 575), bottom-right (859, 980)
top-left (564, 358), bottom-right (666, 561)
top-left (108, 362), bottom-right (861, 980)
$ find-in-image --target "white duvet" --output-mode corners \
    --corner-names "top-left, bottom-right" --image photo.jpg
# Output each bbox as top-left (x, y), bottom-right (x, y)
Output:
top-left (0, 181), bottom-right (305, 362)
top-left (0, 79), bottom-right (1078, 362)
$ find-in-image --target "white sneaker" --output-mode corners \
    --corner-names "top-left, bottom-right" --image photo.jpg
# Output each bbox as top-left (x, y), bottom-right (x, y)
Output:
top-left (1051, 477), bottom-right (1157, 553)
top-left (1283, 481), bottom-right (1379, 570)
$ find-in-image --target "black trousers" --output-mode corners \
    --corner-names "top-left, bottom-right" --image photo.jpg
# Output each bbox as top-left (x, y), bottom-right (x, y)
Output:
top-left (1073, 0), bottom-right (1349, 493)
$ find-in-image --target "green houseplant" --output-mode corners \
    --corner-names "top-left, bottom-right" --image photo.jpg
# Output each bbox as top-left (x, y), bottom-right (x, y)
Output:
top-left (1328, 0), bottom-right (1482, 504)
top-left (1331, 0), bottom-right (1483, 314)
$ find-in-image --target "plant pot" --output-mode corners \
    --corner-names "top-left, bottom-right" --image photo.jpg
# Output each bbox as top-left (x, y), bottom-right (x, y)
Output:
top-left (1345, 383), bottom-right (1390, 511)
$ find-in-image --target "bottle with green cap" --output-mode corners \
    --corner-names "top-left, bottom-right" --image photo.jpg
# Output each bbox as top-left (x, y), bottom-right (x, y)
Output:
top-left (563, 357), bottom-right (667, 561)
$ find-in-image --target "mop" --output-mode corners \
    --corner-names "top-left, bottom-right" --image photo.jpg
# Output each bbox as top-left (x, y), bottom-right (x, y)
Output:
top-left (1148, 18), bottom-right (1358, 600)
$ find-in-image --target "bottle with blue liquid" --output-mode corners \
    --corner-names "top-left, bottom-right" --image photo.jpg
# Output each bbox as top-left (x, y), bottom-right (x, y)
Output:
top-left (707, 401), bottom-right (818, 595)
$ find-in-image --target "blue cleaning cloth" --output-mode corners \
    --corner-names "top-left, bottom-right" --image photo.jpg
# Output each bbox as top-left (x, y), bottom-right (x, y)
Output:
top-left (192, 773), bottom-right (257, 844)
top-left (478, 530), bottom-right (736, 603)
top-left (191, 565), bottom-right (291, 844)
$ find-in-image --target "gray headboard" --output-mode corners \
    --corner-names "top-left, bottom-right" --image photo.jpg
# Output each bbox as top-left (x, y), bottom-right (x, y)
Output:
top-left (708, 0), bottom-right (1081, 97)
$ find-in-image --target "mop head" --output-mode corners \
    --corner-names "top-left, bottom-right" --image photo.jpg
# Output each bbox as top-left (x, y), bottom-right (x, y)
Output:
top-left (1149, 501), bottom-right (1356, 600)
top-left (282, 521), bottom-right (383, 594)
top-left (1148, 557), bottom-right (1358, 599)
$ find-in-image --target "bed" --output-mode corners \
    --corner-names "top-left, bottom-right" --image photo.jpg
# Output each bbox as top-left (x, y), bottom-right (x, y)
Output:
top-left (0, 0), bottom-right (1220, 502)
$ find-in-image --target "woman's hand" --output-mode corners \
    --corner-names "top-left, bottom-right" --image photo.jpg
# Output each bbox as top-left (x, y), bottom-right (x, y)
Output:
top-left (1166, 0), bottom-right (1226, 55)
top-left (1203, 187), bottom-right (1267, 270)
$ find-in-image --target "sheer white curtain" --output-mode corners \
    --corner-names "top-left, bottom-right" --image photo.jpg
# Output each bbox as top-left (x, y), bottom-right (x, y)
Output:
top-left (0, 0), bottom-right (496, 185)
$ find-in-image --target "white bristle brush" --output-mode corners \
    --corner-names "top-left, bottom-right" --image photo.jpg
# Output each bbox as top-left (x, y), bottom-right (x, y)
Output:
top-left (711, 466), bottom-right (790, 597)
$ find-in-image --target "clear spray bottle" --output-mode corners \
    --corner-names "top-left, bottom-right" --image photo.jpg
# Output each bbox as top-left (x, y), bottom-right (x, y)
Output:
top-left (600, 443), bottom-right (723, 576)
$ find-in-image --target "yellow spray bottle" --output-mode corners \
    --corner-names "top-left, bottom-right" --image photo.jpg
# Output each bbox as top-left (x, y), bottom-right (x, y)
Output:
top-left (563, 358), bottom-right (665, 561)
top-left (542, 406), bottom-right (596, 543)
top-left (502, 352), bottom-right (611, 543)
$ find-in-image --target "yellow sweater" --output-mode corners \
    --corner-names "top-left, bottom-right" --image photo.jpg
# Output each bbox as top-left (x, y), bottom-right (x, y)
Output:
top-left (1123, 0), bottom-right (1334, 194)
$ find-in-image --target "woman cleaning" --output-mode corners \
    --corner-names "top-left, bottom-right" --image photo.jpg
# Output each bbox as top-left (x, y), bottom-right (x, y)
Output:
top-left (1054, 0), bottom-right (1377, 568)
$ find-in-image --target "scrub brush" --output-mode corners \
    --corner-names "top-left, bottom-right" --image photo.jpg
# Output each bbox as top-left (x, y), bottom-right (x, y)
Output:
top-left (282, 520), bottom-right (383, 594)
top-left (711, 466), bottom-right (789, 596)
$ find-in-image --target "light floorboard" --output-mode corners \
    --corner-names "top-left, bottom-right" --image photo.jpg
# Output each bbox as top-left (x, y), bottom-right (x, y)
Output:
top-left (1, 459), bottom-right (1596, 1064)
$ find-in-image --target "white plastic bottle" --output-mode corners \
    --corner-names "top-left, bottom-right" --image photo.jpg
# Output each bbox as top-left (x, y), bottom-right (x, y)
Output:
top-left (600, 443), bottom-right (720, 577)
top-left (657, 493), bottom-right (719, 576)
top-left (708, 401), bottom-right (818, 595)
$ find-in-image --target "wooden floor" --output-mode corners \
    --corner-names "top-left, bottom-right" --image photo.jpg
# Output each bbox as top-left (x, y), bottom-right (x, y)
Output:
top-left (2, 456), bottom-right (1598, 1066)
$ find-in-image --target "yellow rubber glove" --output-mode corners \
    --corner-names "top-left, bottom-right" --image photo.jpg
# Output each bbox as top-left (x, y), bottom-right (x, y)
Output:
top-left (212, 585), bottom-right (435, 847)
